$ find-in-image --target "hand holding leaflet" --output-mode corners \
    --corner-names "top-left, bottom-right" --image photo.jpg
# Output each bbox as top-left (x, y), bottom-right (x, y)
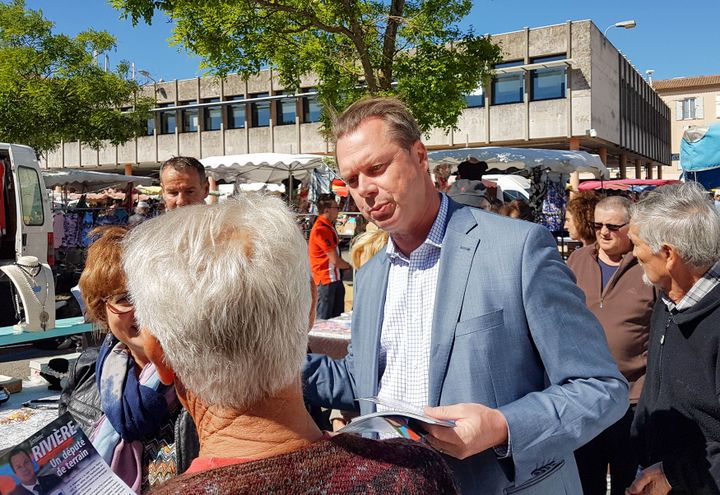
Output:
top-left (339, 397), bottom-right (454, 442)
top-left (423, 403), bottom-right (510, 460)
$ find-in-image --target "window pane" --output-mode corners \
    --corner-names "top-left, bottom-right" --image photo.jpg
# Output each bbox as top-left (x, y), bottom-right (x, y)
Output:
top-left (181, 101), bottom-right (198, 132)
top-left (251, 92), bottom-right (270, 127)
top-left (146, 117), bottom-right (155, 136)
top-left (492, 61), bottom-right (524, 105)
top-left (531, 55), bottom-right (566, 101)
top-left (18, 166), bottom-right (44, 226)
top-left (302, 89), bottom-right (321, 122)
top-left (203, 98), bottom-right (221, 131)
top-left (158, 103), bottom-right (176, 134)
top-left (277, 97), bottom-right (296, 125)
top-left (161, 112), bottom-right (176, 134)
top-left (465, 85), bottom-right (484, 108)
top-left (682, 98), bottom-right (696, 120)
top-left (228, 103), bottom-right (246, 129)
top-left (205, 107), bottom-right (221, 130)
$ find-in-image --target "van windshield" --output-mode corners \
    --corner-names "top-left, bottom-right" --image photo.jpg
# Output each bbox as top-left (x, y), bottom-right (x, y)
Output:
top-left (18, 166), bottom-right (44, 226)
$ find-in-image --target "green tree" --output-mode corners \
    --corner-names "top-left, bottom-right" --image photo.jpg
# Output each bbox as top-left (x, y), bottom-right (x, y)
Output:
top-left (0, 0), bottom-right (152, 155)
top-left (113, 0), bottom-right (501, 134)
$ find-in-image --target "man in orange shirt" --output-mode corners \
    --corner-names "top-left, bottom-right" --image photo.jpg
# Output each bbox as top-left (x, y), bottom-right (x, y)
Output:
top-left (309, 194), bottom-right (352, 319)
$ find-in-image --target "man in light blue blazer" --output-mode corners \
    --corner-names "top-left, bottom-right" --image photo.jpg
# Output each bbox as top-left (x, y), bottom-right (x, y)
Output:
top-left (303, 97), bottom-right (628, 494)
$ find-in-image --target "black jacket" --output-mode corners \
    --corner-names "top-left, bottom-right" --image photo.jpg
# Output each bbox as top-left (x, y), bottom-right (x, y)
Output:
top-left (632, 284), bottom-right (720, 494)
top-left (59, 346), bottom-right (199, 474)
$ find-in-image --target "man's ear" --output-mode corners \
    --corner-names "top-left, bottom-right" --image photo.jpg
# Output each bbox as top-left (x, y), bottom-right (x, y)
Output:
top-left (142, 330), bottom-right (176, 385)
top-left (413, 140), bottom-right (429, 173)
top-left (203, 180), bottom-right (210, 199)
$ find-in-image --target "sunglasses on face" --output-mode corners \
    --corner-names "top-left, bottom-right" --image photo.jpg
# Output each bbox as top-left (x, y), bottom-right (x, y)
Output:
top-left (593, 222), bottom-right (627, 232)
top-left (104, 292), bottom-right (133, 314)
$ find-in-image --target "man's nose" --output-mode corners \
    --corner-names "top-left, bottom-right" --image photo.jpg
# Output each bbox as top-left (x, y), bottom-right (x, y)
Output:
top-left (356, 175), bottom-right (377, 197)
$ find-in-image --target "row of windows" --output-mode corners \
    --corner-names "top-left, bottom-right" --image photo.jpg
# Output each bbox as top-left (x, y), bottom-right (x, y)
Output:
top-left (144, 56), bottom-right (567, 136)
top-left (148, 90), bottom-right (321, 135)
top-left (464, 55), bottom-right (567, 108)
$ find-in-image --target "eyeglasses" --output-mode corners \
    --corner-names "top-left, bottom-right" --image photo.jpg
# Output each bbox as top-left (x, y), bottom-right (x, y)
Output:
top-left (104, 292), bottom-right (133, 314)
top-left (592, 222), bottom-right (627, 232)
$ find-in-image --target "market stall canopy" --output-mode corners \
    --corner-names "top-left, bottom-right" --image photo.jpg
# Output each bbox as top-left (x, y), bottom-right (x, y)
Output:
top-left (200, 153), bottom-right (328, 183)
top-left (578, 178), bottom-right (679, 192)
top-left (681, 124), bottom-right (720, 173)
top-left (42, 169), bottom-right (153, 190)
top-left (427, 147), bottom-right (609, 179)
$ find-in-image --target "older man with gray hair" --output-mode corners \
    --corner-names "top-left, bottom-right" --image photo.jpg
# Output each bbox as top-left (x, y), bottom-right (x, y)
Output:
top-left (627, 181), bottom-right (720, 495)
top-left (121, 194), bottom-right (457, 494)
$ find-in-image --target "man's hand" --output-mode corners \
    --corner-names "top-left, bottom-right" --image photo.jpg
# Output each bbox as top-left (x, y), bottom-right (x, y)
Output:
top-left (423, 403), bottom-right (509, 459)
top-left (626, 462), bottom-right (671, 495)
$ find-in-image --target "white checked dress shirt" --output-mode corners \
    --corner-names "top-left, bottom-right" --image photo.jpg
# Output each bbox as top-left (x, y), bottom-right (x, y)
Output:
top-left (663, 260), bottom-right (720, 312)
top-left (377, 194), bottom-right (449, 410)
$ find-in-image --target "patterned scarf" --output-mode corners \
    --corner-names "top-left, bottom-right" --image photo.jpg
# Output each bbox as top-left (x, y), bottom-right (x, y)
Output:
top-left (91, 334), bottom-right (177, 493)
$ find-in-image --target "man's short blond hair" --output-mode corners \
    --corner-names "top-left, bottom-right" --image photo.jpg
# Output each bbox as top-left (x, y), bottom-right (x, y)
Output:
top-left (332, 97), bottom-right (421, 150)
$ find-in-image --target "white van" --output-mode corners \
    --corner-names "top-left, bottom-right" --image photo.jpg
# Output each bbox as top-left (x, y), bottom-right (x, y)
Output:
top-left (0, 143), bottom-right (54, 326)
top-left (482, 174), bottom-right (531, 202)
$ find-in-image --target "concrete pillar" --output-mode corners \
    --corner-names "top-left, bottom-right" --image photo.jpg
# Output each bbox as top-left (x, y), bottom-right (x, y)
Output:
top-left (619, 154), bottom-right (627, 179)
top-left (656, 164), bottom-right (663, 179)
top-left (208, 176), bottom-right (218, 205)
top-left (598, 147), bottom-right (608, 165)
top-left (645, 162), bottom-right (653, 180)
top-left (634, 160), bottom-right (642, 179)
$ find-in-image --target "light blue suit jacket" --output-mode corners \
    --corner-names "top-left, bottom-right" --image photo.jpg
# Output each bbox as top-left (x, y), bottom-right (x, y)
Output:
top-left (304, 200), bottom-right (628, 494)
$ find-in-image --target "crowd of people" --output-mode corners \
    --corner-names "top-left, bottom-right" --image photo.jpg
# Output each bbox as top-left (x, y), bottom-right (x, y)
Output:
top-left (55, 96), bottom-right (720, 495)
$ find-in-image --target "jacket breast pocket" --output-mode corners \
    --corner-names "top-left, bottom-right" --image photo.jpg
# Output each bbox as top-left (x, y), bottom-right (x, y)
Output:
top-left (455, 309), bottom-right (504, 337)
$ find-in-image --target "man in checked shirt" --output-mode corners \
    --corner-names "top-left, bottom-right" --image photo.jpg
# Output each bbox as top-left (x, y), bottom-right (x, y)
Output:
top-left (303, 96), bottom-right (628, 495)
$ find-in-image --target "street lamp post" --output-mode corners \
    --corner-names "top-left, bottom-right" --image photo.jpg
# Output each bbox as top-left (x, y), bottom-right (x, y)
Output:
top-left (603, 20), bottom-right (637, 37)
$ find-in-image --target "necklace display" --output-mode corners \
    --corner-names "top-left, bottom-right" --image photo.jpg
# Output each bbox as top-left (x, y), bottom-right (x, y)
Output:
top-left (15, 262), bottom-right (50, 329)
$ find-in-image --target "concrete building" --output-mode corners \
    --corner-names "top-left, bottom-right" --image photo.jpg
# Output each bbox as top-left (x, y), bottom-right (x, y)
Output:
top-left (44, 19), bottom-right (670, 179)
top-left (652, 74), bottom-right (720, 179)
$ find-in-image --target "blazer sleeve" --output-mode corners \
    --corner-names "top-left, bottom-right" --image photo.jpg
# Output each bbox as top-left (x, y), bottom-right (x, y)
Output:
top-left (303, 347), bottom-right (359, 411)
top-left (498, 223), bottom-right (629, 483)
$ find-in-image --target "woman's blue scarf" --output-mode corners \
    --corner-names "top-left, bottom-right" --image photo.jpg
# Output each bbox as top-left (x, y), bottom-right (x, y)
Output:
top-left (90, 333), bottom-right (177, 492)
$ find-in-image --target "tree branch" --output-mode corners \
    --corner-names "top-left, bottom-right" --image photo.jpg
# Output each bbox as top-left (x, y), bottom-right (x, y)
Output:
top-left (338, 0), bottom-right (378, 92)
top-left (252, 0), bottom-right (352, 37)
top-left (379, 0), bottom-right (404, 90)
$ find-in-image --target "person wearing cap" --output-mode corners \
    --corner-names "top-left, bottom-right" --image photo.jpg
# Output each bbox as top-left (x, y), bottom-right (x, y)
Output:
top-left (447, 179), bottom-right (490, 209)
top-left (128, 201), bottom-right (150, 227)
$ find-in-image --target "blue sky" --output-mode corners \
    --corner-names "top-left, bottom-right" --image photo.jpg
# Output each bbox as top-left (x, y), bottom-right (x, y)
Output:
top-left (25, 0), bottom-right (719, 83)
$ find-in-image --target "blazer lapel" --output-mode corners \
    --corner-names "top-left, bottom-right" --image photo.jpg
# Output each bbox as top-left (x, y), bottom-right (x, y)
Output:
top-left (356, 252), bottom-right (391, 413)
top-left (428, 206), bottom-right (481, 406)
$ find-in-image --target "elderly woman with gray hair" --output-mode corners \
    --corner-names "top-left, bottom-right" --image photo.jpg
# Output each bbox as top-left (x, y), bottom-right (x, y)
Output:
top-left (122, 194), bottom-right (456, 494)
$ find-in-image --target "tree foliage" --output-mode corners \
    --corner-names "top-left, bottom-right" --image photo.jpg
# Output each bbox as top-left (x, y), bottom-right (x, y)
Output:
top-left (0, 0), bottom-right (152, 155)
top-left (112, 0), bottom-right (502, 134)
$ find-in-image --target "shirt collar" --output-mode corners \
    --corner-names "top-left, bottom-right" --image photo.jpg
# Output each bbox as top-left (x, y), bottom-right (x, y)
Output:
top-left (386, 193), bottom-right (448, 261)
top-left (662, 260), bottom-right (720, 312)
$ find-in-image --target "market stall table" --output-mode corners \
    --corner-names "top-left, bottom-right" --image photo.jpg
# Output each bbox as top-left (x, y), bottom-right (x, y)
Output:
top-left (0, 317), bottom-right (91, 348)
top-left (308, 314), bottom-right (351, 359)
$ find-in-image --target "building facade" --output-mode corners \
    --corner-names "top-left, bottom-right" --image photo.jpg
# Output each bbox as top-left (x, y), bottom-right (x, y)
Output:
top-left (44, 20), bottom-right (670, 179)
top-left (652, 75), bottom-right (720, 179)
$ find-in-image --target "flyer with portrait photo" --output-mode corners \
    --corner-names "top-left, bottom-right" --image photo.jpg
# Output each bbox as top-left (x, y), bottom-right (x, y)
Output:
top-left (0, 413), bottom-right (133, 495)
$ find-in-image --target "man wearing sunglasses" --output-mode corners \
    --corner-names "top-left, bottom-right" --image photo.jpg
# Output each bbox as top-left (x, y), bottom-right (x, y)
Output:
top-left (567, 195), bottom-right (655, 495)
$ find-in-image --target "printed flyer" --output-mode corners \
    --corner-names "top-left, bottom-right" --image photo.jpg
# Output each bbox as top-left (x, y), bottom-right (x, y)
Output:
top-left (0, 413), bottom-right (133, 495)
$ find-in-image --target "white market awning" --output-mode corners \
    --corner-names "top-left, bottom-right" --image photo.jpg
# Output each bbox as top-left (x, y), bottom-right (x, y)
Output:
top-left (201, 153), bottom-right (328, 183)
top-left (428, 147), bottom-right (609, 179)
top-left (42, 169), bottom-right (153, 190)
